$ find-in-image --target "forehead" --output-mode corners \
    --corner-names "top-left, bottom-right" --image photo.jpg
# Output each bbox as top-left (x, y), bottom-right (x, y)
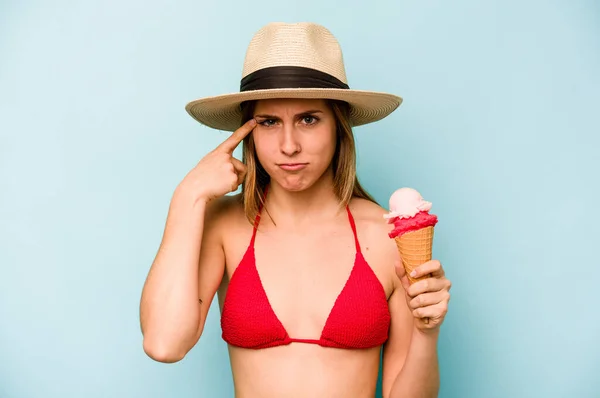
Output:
top-left (253, 98), bottom-right (329, 115)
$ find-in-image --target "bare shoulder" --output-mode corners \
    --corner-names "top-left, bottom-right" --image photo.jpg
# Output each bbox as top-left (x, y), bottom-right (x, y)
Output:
top-left (347, 197), bottom-right (393, 245)
top-left (206, 193), bottom-right (256, 286)
top-left (204, 193), bottom-right (246, 235)
top-left (348, 197), bottom-right (400, 294)
top-left (206, 193), bottom-right (244, 219)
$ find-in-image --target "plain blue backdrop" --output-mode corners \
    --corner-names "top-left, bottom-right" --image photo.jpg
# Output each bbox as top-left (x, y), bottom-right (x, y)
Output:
top-left (1, 1), bottom-right (599, 397)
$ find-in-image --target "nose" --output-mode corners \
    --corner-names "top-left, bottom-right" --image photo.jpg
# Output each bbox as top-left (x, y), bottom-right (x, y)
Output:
top-left (280, 125), bottom-right (301, 156)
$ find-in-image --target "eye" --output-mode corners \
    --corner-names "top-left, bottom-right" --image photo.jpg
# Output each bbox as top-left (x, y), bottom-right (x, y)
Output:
top-left (259, 119), bottom-right (277, 127)
top-left (301, 115), bottom-right (318, 125)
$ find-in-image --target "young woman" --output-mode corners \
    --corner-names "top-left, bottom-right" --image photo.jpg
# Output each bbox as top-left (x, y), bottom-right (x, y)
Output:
top-left (140, 22), bottom-right (451, 398)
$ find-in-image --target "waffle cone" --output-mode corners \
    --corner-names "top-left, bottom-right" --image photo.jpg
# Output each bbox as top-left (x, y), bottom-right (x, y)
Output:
top-left (394, 226), bottom-right (434, 285)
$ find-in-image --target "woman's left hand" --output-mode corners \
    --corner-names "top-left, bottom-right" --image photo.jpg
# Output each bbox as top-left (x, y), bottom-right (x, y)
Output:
top-left (395, 259), bottom-right (451, 332)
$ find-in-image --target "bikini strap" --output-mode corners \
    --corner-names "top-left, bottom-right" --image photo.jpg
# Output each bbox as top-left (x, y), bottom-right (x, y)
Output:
top-left (250, 211), bottom-right (261, 247)
top-left (345, 205), bottom-right (362, 253)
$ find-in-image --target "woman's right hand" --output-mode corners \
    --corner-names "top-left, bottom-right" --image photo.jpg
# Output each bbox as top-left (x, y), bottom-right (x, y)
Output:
top-left (178, 118), bottom-right (257, 204)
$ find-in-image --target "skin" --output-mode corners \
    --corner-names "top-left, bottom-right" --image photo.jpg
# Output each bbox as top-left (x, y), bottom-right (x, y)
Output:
top-left (140, 99), bottom-right (452, 398)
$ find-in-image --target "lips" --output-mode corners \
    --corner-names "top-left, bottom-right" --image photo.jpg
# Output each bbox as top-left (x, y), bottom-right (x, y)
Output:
top-left (278, 163), bottom-right (308, 171)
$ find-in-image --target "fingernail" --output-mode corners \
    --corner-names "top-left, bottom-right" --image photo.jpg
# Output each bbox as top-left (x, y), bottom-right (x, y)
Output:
top-left (410, 270), bottom-right (417, 277)
top-left (249, 119), bottom-right (256, 126)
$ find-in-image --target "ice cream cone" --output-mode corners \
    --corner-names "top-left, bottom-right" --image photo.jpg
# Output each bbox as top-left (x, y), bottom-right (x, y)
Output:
top-left (384, 187), bottom-right (438, 326)
top-left (394, 226), bottom-right (434, 285)
top-left (394, 226), bottom-right (434, 324)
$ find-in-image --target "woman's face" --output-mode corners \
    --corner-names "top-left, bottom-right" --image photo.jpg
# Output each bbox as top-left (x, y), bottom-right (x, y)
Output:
top-left (252, 98), bottom-right (337, 192)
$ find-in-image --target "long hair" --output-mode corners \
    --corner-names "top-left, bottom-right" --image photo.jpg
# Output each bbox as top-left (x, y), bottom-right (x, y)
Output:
top-left (240, 99), bottom-right (377, 226)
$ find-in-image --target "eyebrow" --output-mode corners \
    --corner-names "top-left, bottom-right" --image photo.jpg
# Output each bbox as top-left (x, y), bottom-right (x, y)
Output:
top-left (254, 110), bottom-right (324, 119)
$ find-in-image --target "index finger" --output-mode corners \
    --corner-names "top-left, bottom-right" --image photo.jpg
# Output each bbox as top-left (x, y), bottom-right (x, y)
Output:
top-left (410, 260), bottom-right (444, 279)
top-left (216, 118), bottom-right (257, 153)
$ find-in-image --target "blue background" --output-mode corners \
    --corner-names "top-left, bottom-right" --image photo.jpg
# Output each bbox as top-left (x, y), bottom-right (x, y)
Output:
top-left (1, 1), bottom-right (599, 397)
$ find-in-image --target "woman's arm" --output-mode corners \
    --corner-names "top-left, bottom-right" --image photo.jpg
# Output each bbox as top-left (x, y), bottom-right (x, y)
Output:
top-left (353, 199), bottom-right (450, 396)
top-left (383, 257), bottom-right (451, 397)
top-left (382, 285), bottom-right (440, 398)
top-left (139, 184), bottom-right (227, 363)
top-left (139, 119), bottom-right (255, 363)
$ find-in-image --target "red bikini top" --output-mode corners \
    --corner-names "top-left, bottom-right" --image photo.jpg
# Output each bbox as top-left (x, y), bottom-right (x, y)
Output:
top-left (220, 201), bottom-right (391, 349)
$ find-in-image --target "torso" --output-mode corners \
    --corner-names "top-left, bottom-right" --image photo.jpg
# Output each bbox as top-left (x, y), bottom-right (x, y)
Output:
top-left (215, 194), bottom-right (398, 398)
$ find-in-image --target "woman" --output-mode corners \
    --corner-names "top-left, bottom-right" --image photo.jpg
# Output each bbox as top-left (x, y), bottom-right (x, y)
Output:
top-left (140, 22), bottom-right (451, 398)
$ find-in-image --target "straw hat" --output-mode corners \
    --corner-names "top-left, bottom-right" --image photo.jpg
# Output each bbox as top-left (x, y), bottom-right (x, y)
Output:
top-left (185, 22), bottom-right (403, 131)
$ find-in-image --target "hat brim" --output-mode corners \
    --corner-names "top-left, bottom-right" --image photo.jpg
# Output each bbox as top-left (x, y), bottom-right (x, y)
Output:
top-left (185, 88), bottom-right (403, 131)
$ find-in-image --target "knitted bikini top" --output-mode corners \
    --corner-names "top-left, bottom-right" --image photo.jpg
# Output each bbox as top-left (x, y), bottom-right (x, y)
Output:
top-left (220, 201), bottom-right (391, 349)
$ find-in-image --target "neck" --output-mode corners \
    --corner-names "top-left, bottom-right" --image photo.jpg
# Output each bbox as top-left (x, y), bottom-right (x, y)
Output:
top-left (263, 170), bottom-right (344, 227)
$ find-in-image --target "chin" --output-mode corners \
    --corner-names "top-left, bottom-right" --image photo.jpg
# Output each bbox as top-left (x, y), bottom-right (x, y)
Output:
top-left (272, 173), bottom-right (315, 192)
top-left (279, 179), bottom-right (311, 192)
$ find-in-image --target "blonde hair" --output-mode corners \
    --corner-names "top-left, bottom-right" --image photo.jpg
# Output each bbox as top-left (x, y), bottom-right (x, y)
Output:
top-left (240, 99), bottom-right (377, 226)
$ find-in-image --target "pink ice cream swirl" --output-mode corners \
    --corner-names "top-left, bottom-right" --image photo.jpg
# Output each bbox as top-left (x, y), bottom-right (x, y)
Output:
top-left (383, 187), bottom-right (438, 238)
top-left (387, 211), bottom-right (438, 238)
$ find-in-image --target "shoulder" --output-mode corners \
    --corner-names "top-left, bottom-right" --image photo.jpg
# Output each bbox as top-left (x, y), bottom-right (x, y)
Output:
top-left (204, 193), bottom-right (247, 235)
top-left (348, 197), bottom-right (400, 292)
top-left (347, 197), bottom-right (393, 245)
top-left (207, 193), bottom-right (244, 216)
